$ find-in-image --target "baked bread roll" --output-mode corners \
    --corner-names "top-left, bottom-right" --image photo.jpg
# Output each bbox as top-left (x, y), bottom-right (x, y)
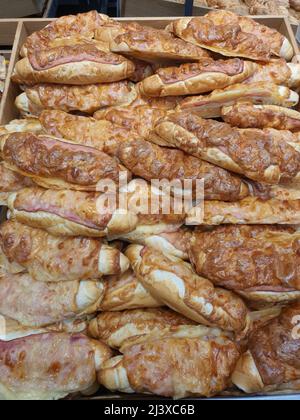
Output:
top-left (221, 104), bottom-right (300, 132)
top-left (188, 197), bottom-right (300, 225)
top-left (0, 272), bottom-right (105, 327)
top-left (127, 245), bottom-right (251, 334)
top-left (93, 105), bottom-right (168, 140)
top-left (153, 112), bottom-right (300, 184)
top-left (100, 270), bottom-right (162, 311)
top-left (246, 59), bottom-right (300, 89)
top-left (0, 332), bottom-right (112, 400)
top-left (0, 162), bottom-right (33, 206)
top-left (0, 220), bottom-right (129, 283)
top-left (20, 10), bottom-right (109, 57)
top-left (17, 81), bottom-right (138, 115)
top-left (0, 119), bottom-right (43, 136)
top-left (7, 187), bottom-right (139, 238)
top-left (109, 226), bottom-right (192, 260)
top-left (0, 316), bottom-right (90, 342)
top-left (39, 110), bottom-right (139, 156)
top-left (89, 308), bottom-right (195, 349)
top-left (189, 226), bottom-right (300, 303)
top-left (167, 11), bottom-right (293, 61)
top-left (291, 0), bottom-right (300, 11)
top-left (22, 36), bottom-right (110, 57)
top-left (139, 59), bottom-right (257, 97)
top-left (12, 45), bottom-right (135, 85)
top-left (0, 133), bottom-right (131, 191)
top-left (99, 329), bottom-right (240, 398)
top-left (232, 302), bottom-right (300, 394)
top-left (96, 20), bottom-right (211, 63)
top-left (117, 138), bottom-right (250, 200)
top-left (178, 82), bottom-right (299, 118)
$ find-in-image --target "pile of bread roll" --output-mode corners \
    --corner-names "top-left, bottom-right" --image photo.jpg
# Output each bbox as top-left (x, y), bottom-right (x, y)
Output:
top-left (0, 9), bottom-right (299, 400)
top-left (168, 0), bottom-right (300, 24)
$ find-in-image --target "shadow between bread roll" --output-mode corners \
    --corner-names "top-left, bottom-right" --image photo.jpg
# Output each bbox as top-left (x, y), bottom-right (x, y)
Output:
top-left (232, 302), bottom-right (300, 394)
top-left (153, 112), bottom-right (300, 184)
top-left (0, 220), bottom-right (129, 283)
top-left (221, 104), bottom-right (300, 131)
top-left (0, 332), bottom-right (112, 400)
top-left (99, 270), bottom-right (162, 312)
top-left (12, 45), bottom-right (135, 86)
top-left (188, 197), bottom-right (300, 225)
top-left (167, 11), bottom-right (293, 61)
top-left (178, 82), bottom-right (299, 118)
top-left (99, 329), bottom-right (240, 398)
top-left (0, 272), bottom-right (105, 327)
top-left (126, 244), bottom-right (251, 335)
top-left (0, 132), bottom-right (131, 191)
top-left (7, 188), bottom-right (139, 238)
top-left (139, 59), bottom-right (257, 97)
top-left (189, 225), bottom-right (300, 303)
top-left (88, 308), bottom-right (196, 350)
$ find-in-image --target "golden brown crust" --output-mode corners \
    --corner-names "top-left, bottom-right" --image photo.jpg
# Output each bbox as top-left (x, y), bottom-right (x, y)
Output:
top-left (100, 270), bottom-right (162, 311)
top-left (233, 302), bottom-right (300, 393)
top-left (245, 60), bottom-right (294, 87)
top-left (26, 81), bottom-right (138, 114)
top-left (1, 133), bottom-right (131, 191)
top-left (189, 226), bottom-right (300, 299)
top-left (188, 197), bottom-right (300, 225)
top-left (127, 245), bottom-right (250, 334)
top-left (21, 11), bottom-right (109, 57)
top-left (154, 112), bottom-right (300, 184)
top-left (101, 335), bottom-right (240, 398)
top-left (97, 20), bottom-right (211, 63)
top-left (140, 59), bottom-right (256, 97)
top-left (0, 220), bottom-right (129, 283)
top-left (12, 46), bottom-right (135, 85)
top-left (0, 162), bottom-right (33, 195)
top-left (89, 308), bottom-right (195, 349)
top-left (168, 11), bottom-right (291, 61)
top-left (178, 82), bottom-right (299, 118)
top-left (94, 105), bottom-right (168, 140)
top-left (0, 332), bottom-right (112, 400)
top-left (117, 138), bottom-right (249, 201)
top-left (222, 104), bottom-right (300, 132)
top-left (0, 272), bottom-right (104, 327)
top-left (39, 110), bottom-right (138, 156)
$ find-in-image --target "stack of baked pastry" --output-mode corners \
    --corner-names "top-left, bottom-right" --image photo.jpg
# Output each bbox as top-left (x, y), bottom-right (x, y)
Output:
top-left (166, 0), bottom-right (300, 25)
top-left (0, 9), bottom-right (299, 400)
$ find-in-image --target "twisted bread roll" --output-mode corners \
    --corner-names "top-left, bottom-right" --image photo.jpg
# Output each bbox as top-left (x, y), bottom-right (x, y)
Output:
top-left (153, 112), bottom-right (300, 184)
top-left (167, 11), bottom-right (293, 61)
top-left (0, 272), bottom-right (105, 327)
top-left (139, 59), bottom-right (257, 97)
top-left (126, 245), bottom-right (251, 334)
top-left (0, 220), bottom-right (129, 282)
top-left (189, 226), bottom-right (300, 303)
top-left (100, 270), bottom-right (162, 311)
top-left (179, 82), bottom-right (299, 118)
top-left (0, 332), bottom-right (112, 400)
